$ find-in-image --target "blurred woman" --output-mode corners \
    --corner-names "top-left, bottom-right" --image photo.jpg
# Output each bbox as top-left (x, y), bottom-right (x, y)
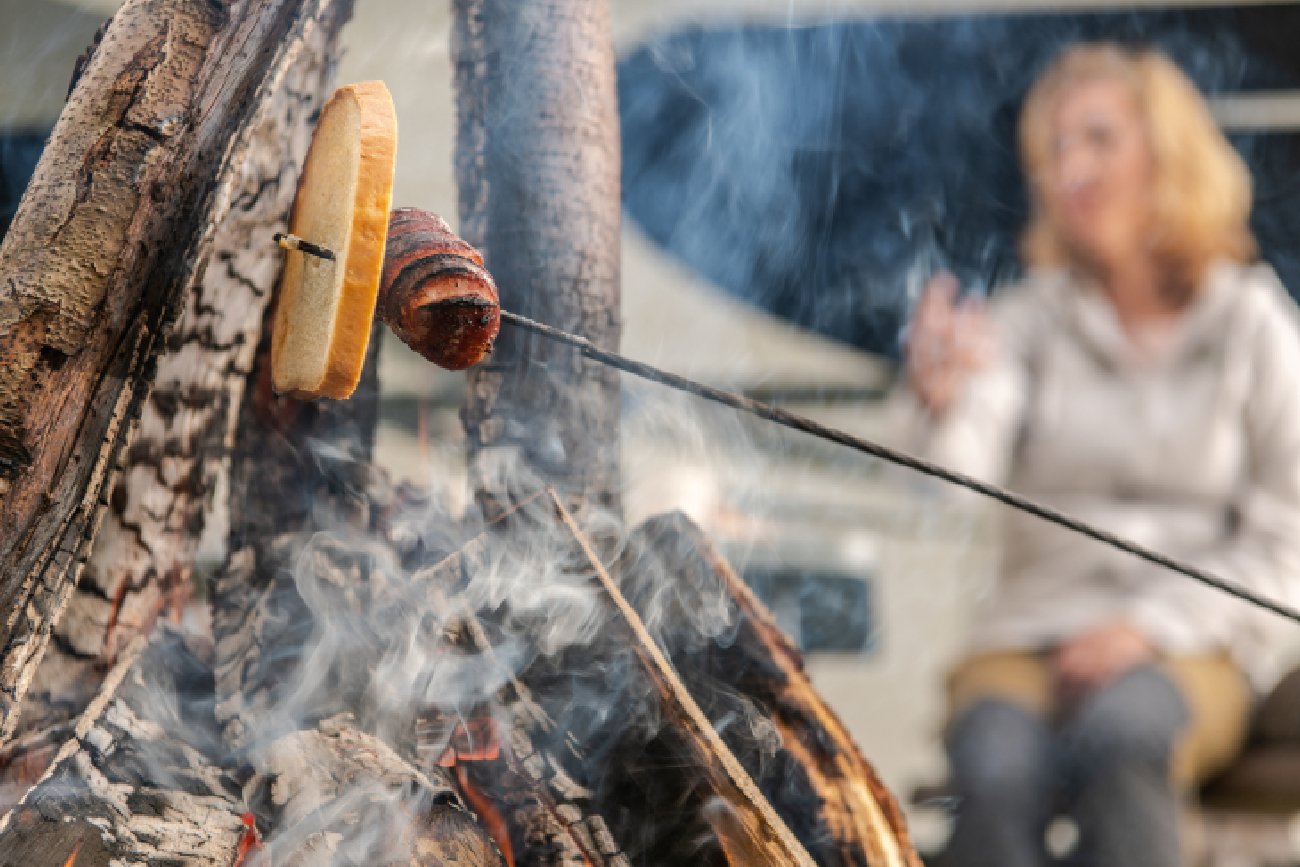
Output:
top-left (905, 43), bottom-right (1300, 867)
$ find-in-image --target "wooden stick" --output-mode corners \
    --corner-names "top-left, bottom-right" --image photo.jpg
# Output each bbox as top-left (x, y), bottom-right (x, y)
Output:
top-left (627, 513), bottom-right (922, 867)
top-left (0, 0), bottom-right (354, 747)
top-left (274, 232), bottom-right (336, 261)
top-left (548, 491), bottom-right (817, 867)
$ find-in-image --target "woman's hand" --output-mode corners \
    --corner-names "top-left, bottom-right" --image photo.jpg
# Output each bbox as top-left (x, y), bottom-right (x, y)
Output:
top-left (905, 273), bottom-right (996, 416)
top-left (1054, 620), bottom-right (1156, 705)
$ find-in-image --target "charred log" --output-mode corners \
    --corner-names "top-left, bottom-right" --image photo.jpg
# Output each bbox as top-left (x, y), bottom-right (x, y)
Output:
top-left (12, 0), bottom-right (352, 766)
top-left (0, 0), bottom-right (355, 745)
top-left (617, 512), bottom-right (922, 867)
top-left (0, 628), bottom-right (247, 867)
top-left (546, 494), bottom-right (817, 867)
top-left (453, 0), bottom-right (623, 519)
top-left (244, 715), bottom-right (498, 867)
top-left (431, 493), bottom-right (816, 866)
top-left (416, 535), bottom-right (633, 866)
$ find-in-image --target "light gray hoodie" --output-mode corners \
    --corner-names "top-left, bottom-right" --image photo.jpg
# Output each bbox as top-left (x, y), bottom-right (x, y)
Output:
top-left (910, 260), bottom-right (1300, 690)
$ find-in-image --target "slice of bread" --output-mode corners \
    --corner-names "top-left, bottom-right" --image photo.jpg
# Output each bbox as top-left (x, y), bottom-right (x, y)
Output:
top-left (271, 80), bottom-right (397, 399)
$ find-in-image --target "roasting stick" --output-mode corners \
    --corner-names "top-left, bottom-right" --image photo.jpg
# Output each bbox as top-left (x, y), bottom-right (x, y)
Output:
top-left (498, 309), bottom-right (1300, 628)
top-left (269, 203), bottom-right (1300, 628)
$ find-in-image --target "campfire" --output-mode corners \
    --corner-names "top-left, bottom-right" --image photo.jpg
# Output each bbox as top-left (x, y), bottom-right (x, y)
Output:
top-left (0, 0), bottom-right (921, 864)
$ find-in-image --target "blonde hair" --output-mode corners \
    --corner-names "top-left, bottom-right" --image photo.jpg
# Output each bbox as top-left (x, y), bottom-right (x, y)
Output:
top-left (1019, 43), bottom-right (1255, 293)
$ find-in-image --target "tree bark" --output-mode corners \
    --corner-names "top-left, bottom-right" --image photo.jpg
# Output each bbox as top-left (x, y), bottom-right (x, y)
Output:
top-left (0, 0), bottom-right (353, 746)
top-left (550, 494), bottom-right (817, 867)
top-left (454, 0), bottom-right (623, 520)
top-left (0, 629), bottom-right (248, 867)
top-left (11, 0), bottom-right (352, 767)
top-left (618, 513), bottom-right (923, 867)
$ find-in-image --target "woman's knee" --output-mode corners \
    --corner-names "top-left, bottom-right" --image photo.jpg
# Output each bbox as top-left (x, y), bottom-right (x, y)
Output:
top-left (947, 698), bottom-right (1052, 796)
top-left (1063, 666), bottom-right (1190, 768)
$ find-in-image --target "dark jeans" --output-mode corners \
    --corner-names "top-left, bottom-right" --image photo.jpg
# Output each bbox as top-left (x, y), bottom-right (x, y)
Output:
top-left (942, 665), bottom-right (1190, 867)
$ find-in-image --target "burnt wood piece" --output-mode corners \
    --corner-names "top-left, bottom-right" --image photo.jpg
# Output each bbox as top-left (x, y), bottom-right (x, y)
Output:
top-left (453, 0), bottom-right (624, 519)
top-left (0, 0), bottom-right (352, 745)
top-left (11, 0), bottom-right (351, 768)
top-left (618, 512), bottom-right (922, 867)
top-left (243, 715), bottom-right (501, 867)
top-left (415, 537), bottom-right (632, 866)
top-left (407, 492), bottom-right (808, 865)
top-left (0, 628), bottom-right (247, 867)
top-left (545, 491), bottom-right (817, 867)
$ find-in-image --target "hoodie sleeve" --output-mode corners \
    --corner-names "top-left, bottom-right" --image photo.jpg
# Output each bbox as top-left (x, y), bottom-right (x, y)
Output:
top-left (1128, 269), bottom-right (1300, 654)
top-left (885, 283), bottom-right (1039, 492)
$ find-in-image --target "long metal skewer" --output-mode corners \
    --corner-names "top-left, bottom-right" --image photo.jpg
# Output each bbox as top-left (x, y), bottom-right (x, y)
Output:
top-left (500, 308), bottom-right (1300, 627)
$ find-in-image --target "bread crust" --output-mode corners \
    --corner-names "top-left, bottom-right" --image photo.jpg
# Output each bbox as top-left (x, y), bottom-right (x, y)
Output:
top-left (272, 80), bottom-right (397, 399)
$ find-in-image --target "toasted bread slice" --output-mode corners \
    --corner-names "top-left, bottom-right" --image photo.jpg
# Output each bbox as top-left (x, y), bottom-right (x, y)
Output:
top-left (271, 80), bottom-right (397, 399)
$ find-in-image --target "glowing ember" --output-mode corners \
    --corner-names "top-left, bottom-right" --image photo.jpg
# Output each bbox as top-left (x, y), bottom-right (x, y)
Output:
top-left (100, 581), bottom-right (131, 667)
top-left (232, 812), bottom-right (262, 867)
top-left (454, 764), bottom-right (515, 867)
top-left (436, 717), bottom-right (500, 767)
top-left (61, 841), bottom-right (81, 867)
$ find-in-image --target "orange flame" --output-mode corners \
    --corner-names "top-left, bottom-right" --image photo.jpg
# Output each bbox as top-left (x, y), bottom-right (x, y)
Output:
top-left (437, 717), bottom-right (513, 865)
top-left (100, 580), bottom-right (131, 668)
top-left (437, 717), bottom-right (500, 767)
top-left (232, 812), bottom-right (262, 867)
top-left (61, 841), bottom-right (81, 867)
top-left (454, 763), bottom-right (515, 867)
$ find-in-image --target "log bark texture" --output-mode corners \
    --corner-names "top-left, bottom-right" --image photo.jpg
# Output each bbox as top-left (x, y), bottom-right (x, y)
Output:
top-left (618, 512), bottom-right (923, 867)
top-left (12, 0), bottom-right (352, 764)
top-left (550, 494), bottom-right (817, 867)
top-left (0, 628), bottom-right (247, 867)
top-left (0, 0), bottom-right (353, 745)
top-left (453, 0), bottom-right (623, 519)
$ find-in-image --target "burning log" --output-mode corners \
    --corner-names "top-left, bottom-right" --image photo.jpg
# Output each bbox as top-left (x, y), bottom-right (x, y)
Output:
top-left (618, 514), bottom-right (923, 867)
top-left (0, 628), bottom-right (248, 867)
top-left (397, 489), bottom-right (918, 866)
top-left (413, 493), bottom-right (816, 866)
top-left (10, 0), bottom-right (352, 773)
top-left (550, 493), bottom-right (818, 867)
top-left (403, 531), bottom-right (634, 867)
top-left (244, 716), bottom-right (501, 867)
top-left (0, 0), bottom-right (356, 745)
